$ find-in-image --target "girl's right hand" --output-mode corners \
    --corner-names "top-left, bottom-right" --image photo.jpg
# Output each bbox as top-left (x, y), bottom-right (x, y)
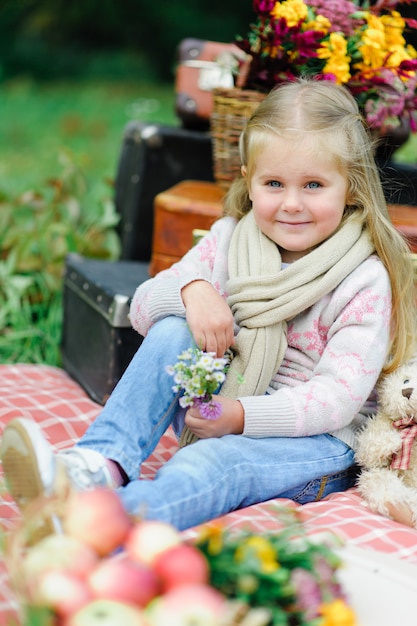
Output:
top-left (181, 280), bottom-right (234, 357)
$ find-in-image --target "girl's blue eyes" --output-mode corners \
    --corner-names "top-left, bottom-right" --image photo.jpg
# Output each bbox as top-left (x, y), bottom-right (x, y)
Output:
top-left (267, 181), bottom-right (322, 189)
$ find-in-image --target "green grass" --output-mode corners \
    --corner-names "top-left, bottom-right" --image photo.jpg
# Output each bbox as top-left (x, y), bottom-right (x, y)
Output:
top-left (0, 77), bottom-right (178, 196)
top-left (0, 77), bottom-right (178, 366)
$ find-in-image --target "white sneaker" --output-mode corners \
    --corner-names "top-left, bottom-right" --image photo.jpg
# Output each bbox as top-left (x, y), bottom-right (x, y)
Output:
top-left (1, 418), bottom-right (115, 540)
top-left (58, 448), bottom-right (116, 491)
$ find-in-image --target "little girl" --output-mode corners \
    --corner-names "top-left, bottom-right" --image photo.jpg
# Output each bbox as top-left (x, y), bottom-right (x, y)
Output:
top-left (2, 78), bottom-right (416, 533)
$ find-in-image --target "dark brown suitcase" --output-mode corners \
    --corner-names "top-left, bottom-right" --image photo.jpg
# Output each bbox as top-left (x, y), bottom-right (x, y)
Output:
top-left (150, 180), bottom-right (224, 275)
top-left (61, 253), bottom-right (150, 404)
top-left (115, 120), bottom-right (215, 263)
top-left (175, 38), bottom-right (244, 130)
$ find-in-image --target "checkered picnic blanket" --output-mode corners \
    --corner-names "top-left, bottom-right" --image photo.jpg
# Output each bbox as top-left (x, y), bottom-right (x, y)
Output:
top-left (1, 364), bottom-right (417, 625)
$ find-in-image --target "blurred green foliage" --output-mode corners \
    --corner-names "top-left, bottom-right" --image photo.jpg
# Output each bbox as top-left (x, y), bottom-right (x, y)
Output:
top-left (0, 0), bottom-right (255, 82)
top-left (0, 152), bottom-right (120, 365)
top-left (0, 79), bottom-right (176, 365)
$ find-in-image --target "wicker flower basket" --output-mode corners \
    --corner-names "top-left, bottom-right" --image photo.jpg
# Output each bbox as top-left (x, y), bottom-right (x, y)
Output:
top-left (210, 87), bottom-right (266, 192)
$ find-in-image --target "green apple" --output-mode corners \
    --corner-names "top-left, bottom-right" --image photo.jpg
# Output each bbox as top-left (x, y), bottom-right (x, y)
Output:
top-left (64, 599), bottom-right (149, 626)
top-left (23, 534), bottom-right (98, 581)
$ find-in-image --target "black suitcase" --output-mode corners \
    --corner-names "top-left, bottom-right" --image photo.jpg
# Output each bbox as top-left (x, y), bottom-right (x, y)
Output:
top-left (61, 253), bottom-right (150, 405)
top-left (379, 161), bottom-right (417, 206)
top-left (115, 120), bottom-right (215, 262)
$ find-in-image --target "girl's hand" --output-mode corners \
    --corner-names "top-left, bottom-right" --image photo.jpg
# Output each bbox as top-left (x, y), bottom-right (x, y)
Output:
top-left (181, 280), bottom-right (235, 357)
top-left (184, 396), bottom-right (244, 438)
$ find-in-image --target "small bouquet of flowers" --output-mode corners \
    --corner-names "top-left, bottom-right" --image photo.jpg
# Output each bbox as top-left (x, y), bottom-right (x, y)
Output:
top-left (166, 347), bottom-right (231, 420)
top-left (195, 508), bottom-right (356, 626)
top-left (235, 0), bottom-right (417, 132)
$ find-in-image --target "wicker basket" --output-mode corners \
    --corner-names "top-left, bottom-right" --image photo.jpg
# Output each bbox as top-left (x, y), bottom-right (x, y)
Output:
top-left (211, 87), bottom-right (266, 192)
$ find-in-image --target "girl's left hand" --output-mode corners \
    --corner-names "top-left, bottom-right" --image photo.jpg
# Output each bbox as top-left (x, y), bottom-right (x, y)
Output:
top-left (184, 396), bottom-right (244, 438)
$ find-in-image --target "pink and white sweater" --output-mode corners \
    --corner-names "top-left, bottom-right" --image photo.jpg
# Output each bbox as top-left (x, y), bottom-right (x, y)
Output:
top-left (130, 216), bottom-right (392, 450)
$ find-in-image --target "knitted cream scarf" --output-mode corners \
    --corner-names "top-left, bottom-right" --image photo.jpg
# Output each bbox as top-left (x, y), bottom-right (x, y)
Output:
top-left (179, 210), bottom-right (374, 446)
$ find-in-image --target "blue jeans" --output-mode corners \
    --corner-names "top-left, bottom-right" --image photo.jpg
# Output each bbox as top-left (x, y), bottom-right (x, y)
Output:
top-left (77, 316), bottom-right (356, 531)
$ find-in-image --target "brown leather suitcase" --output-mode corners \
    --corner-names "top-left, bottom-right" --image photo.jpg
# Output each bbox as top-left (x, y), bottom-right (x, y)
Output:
top-left (150, 180), bottom-right (224, 275)
top-left (175, 38), bottom-right (244, 130)
top-left (388, 203), bottom-right (417, 252)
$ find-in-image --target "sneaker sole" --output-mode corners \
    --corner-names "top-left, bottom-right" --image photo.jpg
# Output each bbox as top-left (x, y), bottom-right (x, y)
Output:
top-left (1, 419), bottom-right (62, 540)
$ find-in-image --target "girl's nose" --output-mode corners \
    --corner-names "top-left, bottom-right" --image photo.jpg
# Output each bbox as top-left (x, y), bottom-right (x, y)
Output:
top-left (282, 188), bottom-right (302, 211)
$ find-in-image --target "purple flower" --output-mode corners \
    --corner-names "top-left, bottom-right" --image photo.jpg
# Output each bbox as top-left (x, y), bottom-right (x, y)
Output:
top-left (195, 398), bottom-right (223, 420)
top-left (290, 568), bottom-right (322, 620)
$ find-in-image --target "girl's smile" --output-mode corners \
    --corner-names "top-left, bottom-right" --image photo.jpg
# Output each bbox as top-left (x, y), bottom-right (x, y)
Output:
top-left (246, 134), bottom-right (349, 263)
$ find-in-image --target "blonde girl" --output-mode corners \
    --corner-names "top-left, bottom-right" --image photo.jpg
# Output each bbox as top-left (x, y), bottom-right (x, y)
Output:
top-left (2, 78), bottom-right (416, 534)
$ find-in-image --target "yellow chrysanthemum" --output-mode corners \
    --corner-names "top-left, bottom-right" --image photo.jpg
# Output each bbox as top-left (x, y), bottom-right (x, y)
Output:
top-left (304, 14), bottom-right (331, 35)
top-left (197, 523), bottom-right (224, 555)
top-left (358, 19), bottom-right (387, 69)
top-left (381, 11), bottom-right (406, 49)
top-left (317, 33), bottom-right (351, 84)
top-left (236, 536), bottom-right (280, 573)
top-left (319, 599), bottom-right (357, 626)
top-left (271, 0), bottom-right (308, 28)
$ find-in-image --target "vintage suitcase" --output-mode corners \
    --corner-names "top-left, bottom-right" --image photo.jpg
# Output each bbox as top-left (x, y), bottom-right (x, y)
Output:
top-left (175, 38), bottom-right (244, 130)
top-left (388, 203), bottom-right (417, 252)
top-left (150, 180), bottom-right (224, 276)
top-left (114, 121), bottom-right (215, 263)
top-left (61, 253), bottom-right (150, 405)
top-left (379, 162), bottom-right (417, 206)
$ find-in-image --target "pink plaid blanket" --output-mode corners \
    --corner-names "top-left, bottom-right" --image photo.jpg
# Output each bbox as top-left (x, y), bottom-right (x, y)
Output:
top-left (2, 364), bottom-right (417, 625)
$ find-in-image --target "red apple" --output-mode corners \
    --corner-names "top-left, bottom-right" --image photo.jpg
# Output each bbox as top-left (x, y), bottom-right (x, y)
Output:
top-left (64, 488), bottom-right (132, 556)
top-left (64, 599), bottom-right (149, 626)
top-left (88, 553), bottom-right (160, 607)
top-left (152, 543), bottom-right (209, 591)
top-left (22, 534), bottom-right (98, 581)
top-left (125, 520), bottom-right (181, 566)
top-left (29, 569), bottom-right (93, 617)
top-left (145, 583), bottom-right (226, 626)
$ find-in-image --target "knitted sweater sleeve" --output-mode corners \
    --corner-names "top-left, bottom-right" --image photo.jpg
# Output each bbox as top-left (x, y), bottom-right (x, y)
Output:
top-left (238, 256), bottom-right (392, 447)
top-left (129, 217), bottom-right (236, 337)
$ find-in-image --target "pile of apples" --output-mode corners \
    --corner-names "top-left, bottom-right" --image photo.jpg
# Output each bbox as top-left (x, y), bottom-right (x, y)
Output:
top-left (18, 487), bottom-right (229, 626)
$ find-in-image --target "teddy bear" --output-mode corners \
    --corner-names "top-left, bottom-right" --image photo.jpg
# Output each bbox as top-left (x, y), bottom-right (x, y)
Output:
top-left (355, 361), bottom-right (417, 529)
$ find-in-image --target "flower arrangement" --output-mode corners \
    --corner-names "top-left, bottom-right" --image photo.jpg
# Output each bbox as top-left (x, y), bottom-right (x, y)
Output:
top-left (234, 0), bottom-right (417, 131)
top-left (166, 347), bottom-right (231, 420)
top-left (196, 509), bottom-right (356, 626)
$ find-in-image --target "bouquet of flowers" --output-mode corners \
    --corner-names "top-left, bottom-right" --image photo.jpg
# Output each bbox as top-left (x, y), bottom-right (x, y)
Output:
top-left (166, 347), bottom-right (231, 420)
top-left (196, 509), bottom-right (357, 625)
top-left (235, 0), bottom-right (417, 131)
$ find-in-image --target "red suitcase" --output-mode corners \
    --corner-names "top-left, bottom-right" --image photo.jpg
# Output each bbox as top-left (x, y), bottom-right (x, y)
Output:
top-left (175, 38), bottom-right (245, 130)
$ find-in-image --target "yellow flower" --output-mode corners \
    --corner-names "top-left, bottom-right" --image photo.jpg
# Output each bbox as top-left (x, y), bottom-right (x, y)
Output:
top-left (305, 14), bottom-right (331, 35)
top-left (271, 0), bottom-right (308, 28)
top-left (381, 11), bottom-right (406, 49)
top-left (319, 599), bottom-right (357, 626)
top-left (236, 536), bottom-right (280, 573)
top-left (381, 11), bottom-right (415, 68)
top-left (198, 523), bottom-right (224, 555)
top-left (317, 33), bottom-right (351, 84)
top-left (357, 15), bottom-right (387, 69)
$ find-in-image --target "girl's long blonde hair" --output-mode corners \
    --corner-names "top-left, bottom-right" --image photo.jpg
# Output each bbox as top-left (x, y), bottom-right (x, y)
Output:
top-left (223, 78), bottom-right (417, 373)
